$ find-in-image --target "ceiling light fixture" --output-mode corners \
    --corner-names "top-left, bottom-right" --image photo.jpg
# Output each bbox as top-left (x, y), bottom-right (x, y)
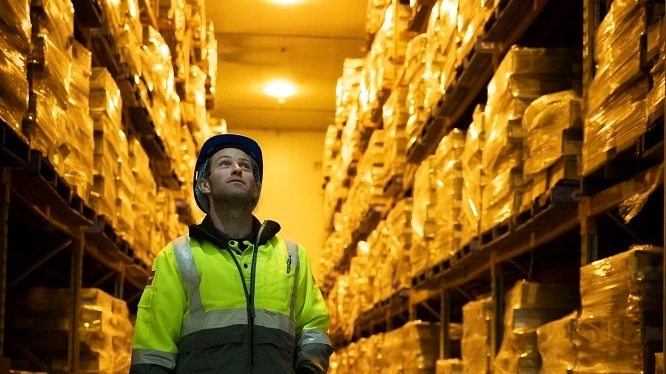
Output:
top-left (264, 80), bottom-right (297, 102)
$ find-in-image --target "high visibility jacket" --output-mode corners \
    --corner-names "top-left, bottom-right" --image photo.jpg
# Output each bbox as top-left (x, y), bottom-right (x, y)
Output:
top-left (130, 218), bottom-right (332, 373)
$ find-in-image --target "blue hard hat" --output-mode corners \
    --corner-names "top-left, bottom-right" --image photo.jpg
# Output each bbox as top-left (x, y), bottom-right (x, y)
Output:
top-left (193, 133), bottom-right (263, 213)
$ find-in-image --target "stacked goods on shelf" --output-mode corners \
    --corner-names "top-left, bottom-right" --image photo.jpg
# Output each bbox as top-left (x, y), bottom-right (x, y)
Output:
top-left (535, 311), bottom-right (578, 374)
top-left (361, 2), bottom-right (414, 118)
top-left (326, 273), bottom-right (353, 339)
top-left (410, 146), bottom-right (438, 275)
top-left (348, 240), bottom-right (376, 329)
top-left (574, 245), bottom-right (663, 373)
top-left (375, 197), bottom-right (412, 302)
top-left (647, 49), bottom-right (664, 125)
top-left (459, 105), bottom-right (484, 248)
top-left (455, 0), bottom-right (489, 67)
top-left (89, 67), bottom-right (124, 230)
top-left (23, 0), bottom-right (75, 173)
top-left (493, 280), bottom-right (580, 374)
top-left (330, 321), bottom-right (442, 373)
top-left (481, 46), bottom-right (580, 233)
top-left (325, 196), bottom-right (414, 340)
top-left (63, 41), bottom-right (95, 202)
top-left (114, 129), bottom-right (136, 243)
top-left (6, 288), bottom-right (134, 373)
top-left (341, 129), bottom-right (388, 236)
top-left (358, 223), bottom-right (385, 311)
top-left (411, 128), bottom-right (464, 275)
top-left (128, 137), bottom-right (158, 265)
top-left (404, 33), bottom-right (429, 149)
top-left (0, 0), bottom-right (30, 133)
top-left (431, 128), bottom-right (464, 264)
top-left (520, 90), bottom-right (582, 211)
top-left (157, 0), bottom-right (217, 147)
top-left (425, 0), bottom-right (465, 97)
top-left (582, 0), bottom-right (658, 176)
top-left (380, 87), bottom-right (410, 193)
top-left (461, 297), bottom-right (492, 374)
top-left (657, 352), bottom-right (664, 374)
top-left (328, 334), bottom-right (384, 374)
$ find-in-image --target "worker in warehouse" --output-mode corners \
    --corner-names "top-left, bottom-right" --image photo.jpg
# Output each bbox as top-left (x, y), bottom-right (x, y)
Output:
top-left (129, 133), bottom-right (332, 373)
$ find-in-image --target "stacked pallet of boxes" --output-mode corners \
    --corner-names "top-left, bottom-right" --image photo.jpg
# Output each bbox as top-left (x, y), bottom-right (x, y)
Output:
top-left (411, 128), bottom-right (464, 276)
top-left (0, 0), bottom-right (30, 136)
top-left (375, 197), bottom-right (412, 302)
top-left (582, 0), bottom-right (659, 177)
top-left (23, 0), bottom-right (75, 174)
top-left (459, 105), bottom-right (484, 248)
top-left (66, 42), bottom-right (96, 202)
top-left (89, 68), bottom-right (127, 234)
top-left (535, 311), bottom-right (578, 373)
top-left (481, 46), bottom-right (580, 235)
top-left (458, 297), bottom-right (492, 374)
top-left (324, 0), bottom-right (666, 373)
top-left (520, 90), bottom-right (582, 212)
top-left (6, 288), bottom-right (134, 373)
top-left (574, 245), bottom-right (663, 373)
top-left (330, 321), bottom-right (440, 373)
top-left (492, 281), bottom-right (580, 374)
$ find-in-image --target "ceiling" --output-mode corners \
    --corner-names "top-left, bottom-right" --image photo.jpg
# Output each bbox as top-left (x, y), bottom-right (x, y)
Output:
top-left (206, 0), bottom-right (370, 133)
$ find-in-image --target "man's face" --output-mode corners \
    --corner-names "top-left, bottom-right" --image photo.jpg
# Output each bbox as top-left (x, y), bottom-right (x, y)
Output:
top-left (198, 147), bottom-right (261, 208)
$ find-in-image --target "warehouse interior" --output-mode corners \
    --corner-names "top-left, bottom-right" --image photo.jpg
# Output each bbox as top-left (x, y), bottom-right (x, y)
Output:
top-left (0, 0), bottom-right (665, 373)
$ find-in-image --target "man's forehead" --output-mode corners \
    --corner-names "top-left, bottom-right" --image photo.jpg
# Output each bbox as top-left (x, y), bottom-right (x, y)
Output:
top-left (212, 147), bottom-right (251, 159)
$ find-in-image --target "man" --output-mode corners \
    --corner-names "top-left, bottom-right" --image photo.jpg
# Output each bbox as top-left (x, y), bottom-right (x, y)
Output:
top-left (130, 133), bottom-right (333, 373)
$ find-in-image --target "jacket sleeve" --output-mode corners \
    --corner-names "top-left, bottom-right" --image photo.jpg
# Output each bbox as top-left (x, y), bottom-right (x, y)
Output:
top-left (130, 243), bottom-right (188, 373)
top-left (293, 244), bottom-right (333, 374)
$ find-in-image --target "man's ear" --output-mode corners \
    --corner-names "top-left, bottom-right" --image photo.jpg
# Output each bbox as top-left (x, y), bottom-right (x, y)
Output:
top-left (198, 178), bottom-right (210, 193)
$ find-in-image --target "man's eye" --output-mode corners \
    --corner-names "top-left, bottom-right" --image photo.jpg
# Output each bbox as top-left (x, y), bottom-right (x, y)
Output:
top-left (239, 164), bottom-right (252, 171)
top-left (220, 160), bottom-right (232, 167)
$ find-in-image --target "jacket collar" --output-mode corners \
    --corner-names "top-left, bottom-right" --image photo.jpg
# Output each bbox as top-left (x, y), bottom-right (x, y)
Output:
top-left (189, 215), bottom-right (281, 248)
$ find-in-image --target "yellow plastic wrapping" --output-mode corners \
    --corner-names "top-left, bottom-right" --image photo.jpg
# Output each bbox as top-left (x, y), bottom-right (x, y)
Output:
top-left (493, 280), bottom-right (579, 374)
top-left (460, 106), bottom-right (485, 246)
top-left (461, 297), bottom-right (492, 374)
top-left (536, 311), bottom-right (578, 374)
top-left (575, 245), bottom-right (663, 373)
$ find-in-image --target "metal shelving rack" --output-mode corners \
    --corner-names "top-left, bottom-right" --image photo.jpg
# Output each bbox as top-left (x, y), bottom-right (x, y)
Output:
top-left (329, 0), bottom-right (666, 370)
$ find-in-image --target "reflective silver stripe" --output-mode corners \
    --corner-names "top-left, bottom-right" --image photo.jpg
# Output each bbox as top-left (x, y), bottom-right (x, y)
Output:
top-left (182, 308), bottom-right (296, 337)
top-left (172, 235), bottom-right (204, 317)
top-left (284, 238), bottom-right (300, 318)
top-left (297, 329), bottom-right (332, 347)
top-left (131, 348), bottom-right (178, 368)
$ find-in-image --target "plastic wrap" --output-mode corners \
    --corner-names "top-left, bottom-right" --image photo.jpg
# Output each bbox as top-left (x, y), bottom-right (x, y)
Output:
top-left (522, 90), bottom-right (582, 176)
top-left (582, 76), bottom-right (648, 176)
top-left (460, 106), bottom-right (485, 245)
top-left (410, 154), bottom-right (438, 275)
top-left (493, 280), bottom-right (579, 374)
top-left (536, 311), bottom-right (578, 374)
top-left (383, 89), bottom-right (410, 175)
top-left (0, 0), bottom-right (30, 54)
top-left (380, 197), bottom-right (412, 301)
top-left (575, 245), bottom-right (663, 373)
top-left (591, 0), bottom-right (645, 106)
top-left (461, 297), bottom-right (492, 374)
top-left (30, 0), bottom-right (74, 51)
top-left (647, 55), bottom-right (664, 122)
top-left (90, 67), bottom-right (123, 127)
top-left (30, 33), bottom-right (71, 108)
top-left (431, 128), bottom-right (465, 264)
top-left (0, 34), bottom-right (28, 132)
